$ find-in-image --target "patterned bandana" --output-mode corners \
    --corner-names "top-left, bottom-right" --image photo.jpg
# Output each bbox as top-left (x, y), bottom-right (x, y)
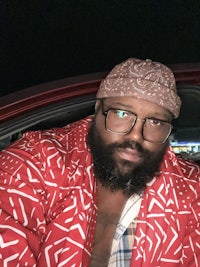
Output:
top-left (96, 58), bottom-right (181, 118)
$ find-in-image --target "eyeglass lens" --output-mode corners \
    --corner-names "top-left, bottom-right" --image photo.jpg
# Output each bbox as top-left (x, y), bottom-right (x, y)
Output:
top-left (105, 109), bottom-right (171, 143)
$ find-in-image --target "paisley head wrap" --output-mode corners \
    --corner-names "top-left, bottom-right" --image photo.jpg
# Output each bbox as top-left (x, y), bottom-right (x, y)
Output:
top-left (96, 58), bottom-right (181, 118)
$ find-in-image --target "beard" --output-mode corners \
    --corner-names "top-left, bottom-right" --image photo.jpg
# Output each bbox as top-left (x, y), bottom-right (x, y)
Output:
top-left (87, 118), bottom-right (168, 196)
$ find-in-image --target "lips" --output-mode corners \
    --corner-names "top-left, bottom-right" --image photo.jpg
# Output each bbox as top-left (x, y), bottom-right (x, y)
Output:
top-left (115, 147), bottom-right (143, 163)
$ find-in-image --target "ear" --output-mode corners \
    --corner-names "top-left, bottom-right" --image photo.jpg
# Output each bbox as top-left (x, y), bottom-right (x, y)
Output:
top-left (95, 99), bottom-right (101, 114)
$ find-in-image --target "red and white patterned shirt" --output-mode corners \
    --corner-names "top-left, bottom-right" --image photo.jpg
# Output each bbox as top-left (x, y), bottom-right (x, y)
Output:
top-left (0, 116), bottom-right (200, 267)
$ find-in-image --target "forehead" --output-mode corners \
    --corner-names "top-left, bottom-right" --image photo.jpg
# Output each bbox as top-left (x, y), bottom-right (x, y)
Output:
top-left (102, 96), bottom-right (172, 119)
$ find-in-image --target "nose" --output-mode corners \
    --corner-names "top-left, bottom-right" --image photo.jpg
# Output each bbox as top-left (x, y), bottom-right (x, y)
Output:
top-left (126, 118), bottom-right (144, 143)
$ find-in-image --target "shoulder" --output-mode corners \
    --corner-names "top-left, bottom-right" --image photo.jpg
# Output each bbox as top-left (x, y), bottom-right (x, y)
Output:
top-left (25, 115), bottom-right (92, 140)
top-left (162, 147), bottom-right (200, 183)
top-left (0, 116), bottom-right (94, 169)
top-left (6, 116), bottom-right (93, 151)
top-left (144, 147), bottom-right (200, 204)
top-left (0, 116), bottom-right (94, 189)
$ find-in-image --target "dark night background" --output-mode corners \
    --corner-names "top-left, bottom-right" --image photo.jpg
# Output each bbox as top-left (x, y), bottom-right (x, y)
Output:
top-left (1, 0), bottom-right (200, 97)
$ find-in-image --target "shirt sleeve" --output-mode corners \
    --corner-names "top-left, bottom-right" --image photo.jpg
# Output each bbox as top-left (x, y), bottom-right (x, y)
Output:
top-left (0, 132), bottom-right (53, 266)
top-left (181, 162), bottom-right (200, 266)
top-left (0, 123), bottom-right (96, 267)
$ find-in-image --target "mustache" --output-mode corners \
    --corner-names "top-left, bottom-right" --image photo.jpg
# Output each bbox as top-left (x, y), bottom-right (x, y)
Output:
top-left (111, 140), bottom-right (145, 154)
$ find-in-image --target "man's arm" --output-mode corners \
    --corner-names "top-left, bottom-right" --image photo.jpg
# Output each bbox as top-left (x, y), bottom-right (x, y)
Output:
top-left (0, 134), bottom-right (48, 266)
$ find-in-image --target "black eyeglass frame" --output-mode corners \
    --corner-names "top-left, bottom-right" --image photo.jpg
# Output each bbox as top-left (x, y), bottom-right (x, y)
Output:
top-left (102, 108), bottom-right (172, 144)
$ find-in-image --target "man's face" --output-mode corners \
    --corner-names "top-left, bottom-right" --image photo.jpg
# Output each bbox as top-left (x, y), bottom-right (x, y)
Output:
top-left (88, 96), bottom-right (172, 195)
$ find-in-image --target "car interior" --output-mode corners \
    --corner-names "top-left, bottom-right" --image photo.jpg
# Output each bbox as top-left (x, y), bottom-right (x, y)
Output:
top-left (170, 84), bottom-right (200, 163)
top-left (0, 84), bottom-right (200, 164)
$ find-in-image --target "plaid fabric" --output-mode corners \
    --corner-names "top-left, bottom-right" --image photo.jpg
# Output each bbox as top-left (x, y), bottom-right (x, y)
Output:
top-left (108, 195), bottom-right (141, 267)
top-left (116, 220), bottom-right (137, 267)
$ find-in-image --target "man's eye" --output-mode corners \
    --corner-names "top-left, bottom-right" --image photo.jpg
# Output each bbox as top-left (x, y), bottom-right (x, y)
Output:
top-left (115, 110), bottom-right (128, 118)
top-left (148, 118), bottom-right (163, 126)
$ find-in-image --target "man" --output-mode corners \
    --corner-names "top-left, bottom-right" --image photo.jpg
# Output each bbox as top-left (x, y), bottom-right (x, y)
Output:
top-left (0, 58), bottom-right (199, 267)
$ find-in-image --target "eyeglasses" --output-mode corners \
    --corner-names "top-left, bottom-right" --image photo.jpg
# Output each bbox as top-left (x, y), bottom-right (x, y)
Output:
top-left (102, 108), bottom-right (172, 144)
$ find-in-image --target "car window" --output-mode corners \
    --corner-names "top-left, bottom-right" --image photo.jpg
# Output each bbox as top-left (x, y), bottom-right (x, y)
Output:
top-left (0, 95), bottom-right (95, 150)
top-left (170, 84), bottom-right (200, 163)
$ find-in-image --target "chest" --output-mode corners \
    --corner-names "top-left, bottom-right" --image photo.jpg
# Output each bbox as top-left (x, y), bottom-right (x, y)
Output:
top-left (89, 186), bottom-right (128, 266)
